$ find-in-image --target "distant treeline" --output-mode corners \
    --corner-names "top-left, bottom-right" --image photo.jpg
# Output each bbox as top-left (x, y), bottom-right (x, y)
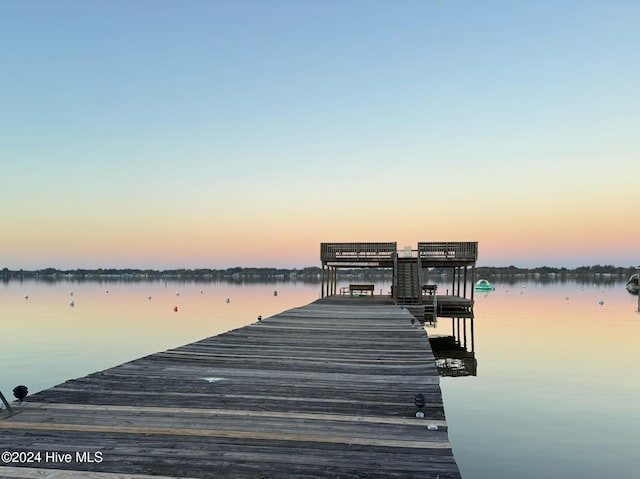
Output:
top-left (468, 265), bottom-right (637, 285)
top-left (0, 267), bottom-right (322, 283)
top-left (1, 264), bottom-right (637, 284)
top-left (474, 264), bottom-right (636, 276)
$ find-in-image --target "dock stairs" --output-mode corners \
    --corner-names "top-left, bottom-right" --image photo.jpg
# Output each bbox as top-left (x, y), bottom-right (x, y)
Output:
top-left (395, 256), bottom-right (438, 322)
top-left (395, 257), bottom-right (422, 304)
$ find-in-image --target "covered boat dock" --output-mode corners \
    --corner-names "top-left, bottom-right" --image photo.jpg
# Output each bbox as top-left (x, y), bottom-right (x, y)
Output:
top-left (320, 241), bottom-right (478, 318)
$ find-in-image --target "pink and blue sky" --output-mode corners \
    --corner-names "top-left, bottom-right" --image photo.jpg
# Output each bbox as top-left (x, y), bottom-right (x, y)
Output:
top-left (1, 1), bottom-right (638, 269)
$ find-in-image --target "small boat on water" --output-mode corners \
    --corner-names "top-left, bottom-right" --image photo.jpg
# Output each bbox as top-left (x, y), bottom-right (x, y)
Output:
top-left (626, 274), bottom-right (639, 294)
top-left (475, 279), bottom-right (495, 292)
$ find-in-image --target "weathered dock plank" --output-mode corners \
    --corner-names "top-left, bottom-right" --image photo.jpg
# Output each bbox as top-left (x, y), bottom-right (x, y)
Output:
top-left (1, 299), bottom-right (460, 478)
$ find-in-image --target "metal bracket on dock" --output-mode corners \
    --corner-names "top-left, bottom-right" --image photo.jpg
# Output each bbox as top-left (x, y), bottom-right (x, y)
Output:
top-left (0, 389), bottom-right (17, 419)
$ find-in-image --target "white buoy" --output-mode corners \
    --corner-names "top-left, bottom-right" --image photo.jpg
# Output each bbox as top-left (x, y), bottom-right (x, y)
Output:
top-left (598, 299), bottom-right (605, 305)
top-left (69, 300), bottom-right (75, 307)
top-left (147, 295), bottom-right (152, 300)
top-left (200, 290), bottom-right (204, 294)
top-left (105, 289), bottom-right (109, 294)
top-left (70, 291), bottom-right (74, 296)
top-left (225, 298), bottom-right (230, 303)
top-left (24, 294), bottom-right (29, 300)
top-left (176, 292), bottom-right (180, 296)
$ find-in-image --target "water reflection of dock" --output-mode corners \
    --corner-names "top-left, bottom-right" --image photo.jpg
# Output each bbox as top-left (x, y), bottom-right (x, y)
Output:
top-left (428, 317), bottom-right (477, 377)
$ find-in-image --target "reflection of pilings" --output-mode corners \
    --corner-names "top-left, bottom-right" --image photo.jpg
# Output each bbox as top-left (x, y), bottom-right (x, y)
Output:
top-left (470, 316), bottom-right (475, 353)
top-left (451, 316), bottom-right (475, 352)
top-left (429, 316), bottom-right (477, 377)
top-left (462, 317), bottom-right (467, 350)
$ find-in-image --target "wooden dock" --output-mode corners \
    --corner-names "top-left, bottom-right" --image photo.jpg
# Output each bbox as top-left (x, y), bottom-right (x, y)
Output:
top-left (0, 298), bottom-right (460, 479)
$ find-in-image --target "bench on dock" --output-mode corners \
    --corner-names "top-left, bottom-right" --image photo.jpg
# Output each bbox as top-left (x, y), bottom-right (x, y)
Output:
top-left (349, 284), bottom-right (374, 296)
top-left (422, 284), bottom-right (438, 295)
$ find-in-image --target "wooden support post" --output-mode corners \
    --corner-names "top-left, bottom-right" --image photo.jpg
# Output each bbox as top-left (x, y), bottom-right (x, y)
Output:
top-left (1, 389), bottom-right (14, 416)
top-left (451, 267), bottom-right (455, 297)
top-left (462, 266), bottom-right (467, 299)
top-left (637, 266), bottom-right (640, 313)
top-left (331, 267), bottom-right (337, 295)
top-left (471, 265), bottom-right (476, 301)
top-left (330, 267), bottom-right (334, 295)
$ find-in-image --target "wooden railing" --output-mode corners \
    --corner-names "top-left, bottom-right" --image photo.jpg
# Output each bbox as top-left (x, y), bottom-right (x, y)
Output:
top-left (321, 242), bottom-right (397, 261)
top-left (417, 242), bottom-right (478, 261)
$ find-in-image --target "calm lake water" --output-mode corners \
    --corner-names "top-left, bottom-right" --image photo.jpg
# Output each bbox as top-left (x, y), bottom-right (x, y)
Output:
top-left (1, 278), bottom-right (639, 478)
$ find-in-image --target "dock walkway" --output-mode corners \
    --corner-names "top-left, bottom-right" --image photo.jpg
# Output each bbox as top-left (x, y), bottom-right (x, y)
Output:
top-left (1, 299), bottom-right (460, 478)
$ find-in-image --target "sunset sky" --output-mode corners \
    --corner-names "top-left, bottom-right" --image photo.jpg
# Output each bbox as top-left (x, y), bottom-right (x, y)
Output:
top-left (1, 1), bottom-right (638, 270)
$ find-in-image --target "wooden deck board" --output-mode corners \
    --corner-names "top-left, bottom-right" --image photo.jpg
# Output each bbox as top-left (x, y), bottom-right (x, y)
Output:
top-left (1, 299), bottom-right (460, 478)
